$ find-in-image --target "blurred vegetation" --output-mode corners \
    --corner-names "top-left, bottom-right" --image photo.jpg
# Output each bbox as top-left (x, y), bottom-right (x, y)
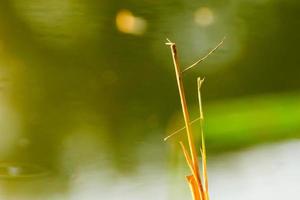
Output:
top-left (0, 0), bottom-right (299, 177)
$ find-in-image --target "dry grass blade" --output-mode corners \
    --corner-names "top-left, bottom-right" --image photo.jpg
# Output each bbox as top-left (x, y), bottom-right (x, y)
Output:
top-left (165, 39), bottom-right (200, 173)
top-left (180, 141), bottom-right (204, 199)
top-left (164, 117), bottom-right (201, 141)
top-left (197, 77), bottom-right (209, 200)
top-left (187, 175), bottom-right (202, 200)
top-left (165, 37), bottom-right (223, 200)
top-left (182, 37), bottom-right (226, 73)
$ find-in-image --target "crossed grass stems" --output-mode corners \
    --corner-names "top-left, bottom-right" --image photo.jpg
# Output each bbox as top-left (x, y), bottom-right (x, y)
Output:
top-left (165, 37), bottom-right (225, 200)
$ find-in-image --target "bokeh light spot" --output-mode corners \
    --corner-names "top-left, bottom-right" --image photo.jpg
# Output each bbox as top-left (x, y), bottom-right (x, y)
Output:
top-left (0, 163), bottom-right (49, 178)
top-left (194, 7), bottom-right (214, 27)
top-left (8, 166), bottom-right (21, 177)
top-left (116, 10), bottom-right (147, 35)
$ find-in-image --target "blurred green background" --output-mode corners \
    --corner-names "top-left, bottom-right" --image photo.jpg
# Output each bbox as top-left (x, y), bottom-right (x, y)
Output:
top-left (0, 0), bottom-right (299, 199)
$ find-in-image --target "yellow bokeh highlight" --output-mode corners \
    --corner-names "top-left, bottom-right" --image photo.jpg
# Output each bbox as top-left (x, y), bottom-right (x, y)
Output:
top-left (194, 7), bottom-right (214, 27)
top-left (116, 10), bottom-right (147, 35)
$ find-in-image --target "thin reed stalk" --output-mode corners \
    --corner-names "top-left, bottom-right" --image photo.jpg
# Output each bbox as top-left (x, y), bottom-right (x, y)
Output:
top-left (165, 38), bottom-right (224, 200)
top-left (166, 39), bottom-right (204, 198)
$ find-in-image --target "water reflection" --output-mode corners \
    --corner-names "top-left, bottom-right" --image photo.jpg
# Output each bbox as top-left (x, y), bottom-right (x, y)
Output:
top-left (209, 140), bottom-right (300, 200)
top-left (0, 139), bottom-right (298, 199)
top-left (69, 166), bottom-right (168, 200)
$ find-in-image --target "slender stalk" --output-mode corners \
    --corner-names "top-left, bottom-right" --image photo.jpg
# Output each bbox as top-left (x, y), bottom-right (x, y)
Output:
top-left (165, 40), bottom-right (200, 174)
top-left (165, 37), bottom-right (224, 200)
top-left (197, 77), bottom-right (209, 200)
top-left (164, 37), bottom-right (226, 141)
top-left (166, 39), bottom-right (204, 198)
top-left (180, 142), bottom-right (203, 200)
top-left (182, 37), bottom-right (226, 73)
top-left (164, 117), bottom-right (200, 141)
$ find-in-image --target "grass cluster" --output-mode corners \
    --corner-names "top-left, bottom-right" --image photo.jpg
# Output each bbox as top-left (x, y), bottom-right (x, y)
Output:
top-left (165, 38), bottom-right (224, 200)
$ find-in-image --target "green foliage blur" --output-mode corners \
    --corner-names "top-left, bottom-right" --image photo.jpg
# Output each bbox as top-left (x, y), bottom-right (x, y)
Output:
top-left (0, 0), bottom-right (299, 174)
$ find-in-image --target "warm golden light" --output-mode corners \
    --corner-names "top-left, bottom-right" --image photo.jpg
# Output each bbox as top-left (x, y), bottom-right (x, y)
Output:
top-left (116, 10), bottom-right (147, 35)
top-left (194, 7), bottom-right (214, 27)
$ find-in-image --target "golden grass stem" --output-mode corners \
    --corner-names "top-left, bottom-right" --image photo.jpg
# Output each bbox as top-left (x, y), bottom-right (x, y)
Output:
top-left (182, 37), bottom-right (226, 73)
top-left (197, 77), bottom-right (209, 200)
top-left (165, 37), bottom-right (224, 200)
top-left (164, 117), bottom-right (201, 141)
top-left (165, 39), bottom-right (200, 174)
top-left (180, 142), bottom-right (204, 200)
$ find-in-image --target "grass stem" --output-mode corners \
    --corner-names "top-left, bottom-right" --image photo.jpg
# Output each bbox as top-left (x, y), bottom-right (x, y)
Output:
top-left (165, 37), bottom-right (224, 200)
